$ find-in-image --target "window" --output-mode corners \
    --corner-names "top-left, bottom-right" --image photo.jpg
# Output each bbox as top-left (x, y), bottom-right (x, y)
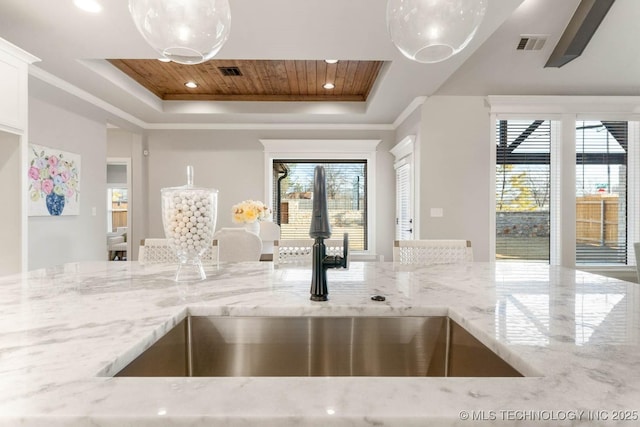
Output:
top-left (106, 159), bottom-right (131, 234)
top-left (273, 160), bottom-right (367, 250)
top-left (107, 188), bottom-right (128, 232)
top-left (261, 139), bottom-right (379, 254)
top-left (489, 96), bottom-right (640, 268)
top-left (575, 121), bottom-right (628, 264)
top-left (495, 120), bottom-right (551, 262)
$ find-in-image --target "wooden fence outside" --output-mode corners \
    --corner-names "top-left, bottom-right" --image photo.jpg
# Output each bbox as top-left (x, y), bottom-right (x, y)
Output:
top-left (576, 194), bottom-right (619, 246)
top-left (111, 201), bottom-right (128, 232)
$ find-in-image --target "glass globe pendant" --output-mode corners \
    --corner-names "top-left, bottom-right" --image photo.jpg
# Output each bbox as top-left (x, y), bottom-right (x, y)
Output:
top-left (387, 0), bottom-right (487, 64)
top-left (129, 0), bottom-right (231, 65)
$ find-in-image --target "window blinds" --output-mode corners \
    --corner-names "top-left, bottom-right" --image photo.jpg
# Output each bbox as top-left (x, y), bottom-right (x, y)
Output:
top-left (575, 120), bottom-right (628, 264)
top-left (395, 161), bottom-right (412, 240)
top-left (496, 120), bottom-right (551, 262)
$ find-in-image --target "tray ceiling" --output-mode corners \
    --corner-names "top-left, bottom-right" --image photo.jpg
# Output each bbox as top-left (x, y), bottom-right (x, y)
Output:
top-left (108, 59), bottom-right (384, 102)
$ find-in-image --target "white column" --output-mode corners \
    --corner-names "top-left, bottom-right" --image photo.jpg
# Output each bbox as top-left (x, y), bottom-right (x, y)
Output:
top-left (558, 114), bottom-right (577, 268)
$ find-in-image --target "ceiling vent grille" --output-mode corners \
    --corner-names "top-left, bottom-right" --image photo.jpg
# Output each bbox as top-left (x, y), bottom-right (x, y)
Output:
top-left (218, 66), bottom-right (243, 76)
top-left (516, 35), bottom-right (548, 51)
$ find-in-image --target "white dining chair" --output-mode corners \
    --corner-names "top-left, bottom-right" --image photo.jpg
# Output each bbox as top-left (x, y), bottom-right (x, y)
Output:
top-left (393, 239), bottom-right (473, 265)
top-left (213, 228), bottom-right (262, 262)
top-left (138, 238), bottom-right (218, 265)
top-left (273, 238), bottom-right (344, 265)
top-left (259, 221), bottom-right (281, 260)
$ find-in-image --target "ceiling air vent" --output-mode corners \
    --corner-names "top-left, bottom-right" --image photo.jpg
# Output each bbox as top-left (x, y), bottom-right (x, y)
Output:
top-left (218, 66), bottom-right (243, 76)
top-left (516, 35), bottom-right (548, 51)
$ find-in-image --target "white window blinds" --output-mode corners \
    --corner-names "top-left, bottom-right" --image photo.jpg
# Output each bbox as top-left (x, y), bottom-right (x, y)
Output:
top-left (496, 120), bottom-right (551, 262)
top-left (575, 120), bottom-right (628, 265)
top-left (395, 160), bottom-right (413, 240)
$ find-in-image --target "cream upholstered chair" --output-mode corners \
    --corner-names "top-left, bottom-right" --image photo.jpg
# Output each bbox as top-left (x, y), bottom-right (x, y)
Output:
top-left (273, 238), bottom-right (344, 265)
top-left (107, 227), bottom-right (128, 261)
top-left (213, 228), bottom-right (262, 262)
top-left (107, 235), bottom-right (127, 261)
top-left (138, 238), bottom-right (218, 265)
top-left (393, 239), bottom-right (473, 265)
top-left (634, 242), bottom-right (640, 283)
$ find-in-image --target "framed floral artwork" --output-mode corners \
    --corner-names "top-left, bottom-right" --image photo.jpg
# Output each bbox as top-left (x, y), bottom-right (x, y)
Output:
top-left (28, 144), bottom-right (81, 216)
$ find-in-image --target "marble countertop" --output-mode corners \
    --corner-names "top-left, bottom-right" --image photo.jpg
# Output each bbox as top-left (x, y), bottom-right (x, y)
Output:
top-left (1, 260), bottom-right (639, 426)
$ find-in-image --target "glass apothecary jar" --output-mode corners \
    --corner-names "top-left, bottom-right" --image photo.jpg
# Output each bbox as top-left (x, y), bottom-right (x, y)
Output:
top-left (161, 166), bottom-right (218, 281)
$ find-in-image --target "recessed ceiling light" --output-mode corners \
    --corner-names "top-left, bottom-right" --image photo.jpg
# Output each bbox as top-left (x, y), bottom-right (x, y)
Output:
top-left (184, 81), bottom-right (198, 88)
top-left (325, 59), bottom-right (339, 64)
top-left (158, 57), bottom-right (171, 63)
top-left (323, 83), bottom-right (335, 90)
top-left (74, 0), bottom-right (102, 13)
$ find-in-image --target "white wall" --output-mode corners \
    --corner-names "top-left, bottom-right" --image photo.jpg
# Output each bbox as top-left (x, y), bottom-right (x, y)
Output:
top-left (28, 97), bottom-right (107, 269)
top-left (26, 93), bottom-right (490, 266)
top-left (144, 129), bottom-right (397, 260)
top-left (419, 96), bottom-right (491, 261)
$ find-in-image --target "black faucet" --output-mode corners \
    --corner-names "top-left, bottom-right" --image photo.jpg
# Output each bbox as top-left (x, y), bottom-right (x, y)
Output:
top-left (309, 165), bottom-right (348, 301)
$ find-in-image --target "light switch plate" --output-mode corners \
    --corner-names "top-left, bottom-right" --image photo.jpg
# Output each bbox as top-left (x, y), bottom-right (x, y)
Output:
top-left (430, 208), bottom-right (443, 217)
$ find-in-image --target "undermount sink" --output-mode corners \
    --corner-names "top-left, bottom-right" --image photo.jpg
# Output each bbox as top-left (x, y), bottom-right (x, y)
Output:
top-left (114, 316), bottom-right (522, 377)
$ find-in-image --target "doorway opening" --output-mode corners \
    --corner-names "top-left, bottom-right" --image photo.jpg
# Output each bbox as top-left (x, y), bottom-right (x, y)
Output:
top-left (107, 158), bottom-right (131, 261)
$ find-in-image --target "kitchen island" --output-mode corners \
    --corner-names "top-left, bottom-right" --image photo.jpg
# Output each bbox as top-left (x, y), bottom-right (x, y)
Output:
top-left (0, 260), bottom-right (639, 426)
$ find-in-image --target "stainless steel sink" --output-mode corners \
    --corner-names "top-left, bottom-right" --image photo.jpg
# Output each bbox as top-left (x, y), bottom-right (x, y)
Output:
top-left (114, 316), bottom-right (522, 377)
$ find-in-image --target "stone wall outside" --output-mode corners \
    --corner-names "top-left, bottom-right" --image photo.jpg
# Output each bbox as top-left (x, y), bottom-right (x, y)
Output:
top-left (496, 211), bottom-right (549, 238)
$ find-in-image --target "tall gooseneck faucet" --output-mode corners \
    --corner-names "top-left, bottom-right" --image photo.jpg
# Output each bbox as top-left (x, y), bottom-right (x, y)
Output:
top-left (310, 165), bottom-right (348, 301)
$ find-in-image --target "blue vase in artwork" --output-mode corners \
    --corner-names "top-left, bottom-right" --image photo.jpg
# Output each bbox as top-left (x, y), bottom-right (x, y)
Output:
top-left (46, 193), bottom-right (65, 216)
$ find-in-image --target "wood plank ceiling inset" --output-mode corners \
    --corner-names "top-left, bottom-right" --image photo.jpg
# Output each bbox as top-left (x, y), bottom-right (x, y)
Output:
top-left (107, 59), bottom-right (384, 102)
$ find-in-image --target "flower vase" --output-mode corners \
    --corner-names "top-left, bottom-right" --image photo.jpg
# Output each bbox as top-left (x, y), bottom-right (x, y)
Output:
top-left (46, 193), bottom-right (65, 216)
top-left (244, 221), bottom-right (260, 235)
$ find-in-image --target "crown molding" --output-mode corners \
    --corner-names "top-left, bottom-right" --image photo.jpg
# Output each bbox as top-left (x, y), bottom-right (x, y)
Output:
top-left (392, 96), bottom-right (427, 128)
top-left (0, 37), bottom-right (40, 64)
top-left (28, 65), bottom-right (421, 131)
top-left (146, 122), bottom-right (394, 131)
top-left (487, 95), bottom-right (640, 116)
top-left (29, 66), bottom-right (147, 128)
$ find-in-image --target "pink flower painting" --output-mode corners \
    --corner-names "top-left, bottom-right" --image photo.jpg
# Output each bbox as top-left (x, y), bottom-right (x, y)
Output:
top-left (28, 144), bottom-right (81, 216)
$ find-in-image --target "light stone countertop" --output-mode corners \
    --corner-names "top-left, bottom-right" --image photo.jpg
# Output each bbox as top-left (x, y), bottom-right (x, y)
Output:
top-left (0, 260), bottom-right (639, 426)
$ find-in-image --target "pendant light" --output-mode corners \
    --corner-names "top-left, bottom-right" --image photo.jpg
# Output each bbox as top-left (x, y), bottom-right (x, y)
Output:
top-left (129, 0), bottom-right (231, 65)
top-left (387, 0), bottom-right (487, 63)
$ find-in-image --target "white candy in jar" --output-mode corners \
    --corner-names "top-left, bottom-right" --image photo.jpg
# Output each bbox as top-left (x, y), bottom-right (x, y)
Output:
top-left (163, 189), bottom-right (214, 256)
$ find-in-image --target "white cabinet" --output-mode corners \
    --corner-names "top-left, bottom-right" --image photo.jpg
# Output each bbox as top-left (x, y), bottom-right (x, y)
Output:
top-left (0, 38), bottom-right (39, 275)
top-left (0, 39), bottom-right (37, 131)
top-left (0, 57), bottom-right (23, 130)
